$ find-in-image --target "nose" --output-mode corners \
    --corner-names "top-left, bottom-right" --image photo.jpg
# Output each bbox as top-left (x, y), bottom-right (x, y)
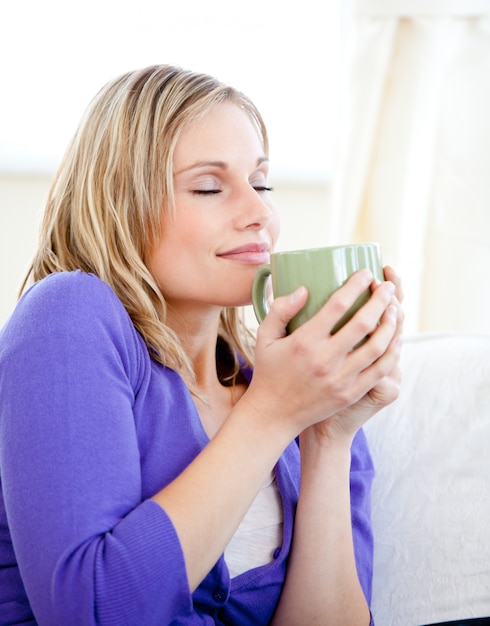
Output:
top-left (235, 184), bottom-right (274, 231)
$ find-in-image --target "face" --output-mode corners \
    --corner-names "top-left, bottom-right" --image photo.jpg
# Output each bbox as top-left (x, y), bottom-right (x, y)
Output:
top-left (147, 102), bottom-right (280, 317)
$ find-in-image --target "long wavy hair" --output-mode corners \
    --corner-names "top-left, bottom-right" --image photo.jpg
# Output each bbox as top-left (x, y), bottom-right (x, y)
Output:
top-left (22, 64), bottom-right (269, 384)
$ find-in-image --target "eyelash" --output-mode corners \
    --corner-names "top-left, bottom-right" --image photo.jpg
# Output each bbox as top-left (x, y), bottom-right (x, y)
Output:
top-left (192, 186), bottom-right (273, 195)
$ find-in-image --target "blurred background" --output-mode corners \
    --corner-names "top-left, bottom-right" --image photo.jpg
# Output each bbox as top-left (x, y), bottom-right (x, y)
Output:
top-left (1, 0), bottom-right (490, 335)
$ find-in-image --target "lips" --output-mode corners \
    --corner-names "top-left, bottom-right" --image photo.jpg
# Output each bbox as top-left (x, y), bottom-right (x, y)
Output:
top-left (217, 242), bottom-right (270, 265)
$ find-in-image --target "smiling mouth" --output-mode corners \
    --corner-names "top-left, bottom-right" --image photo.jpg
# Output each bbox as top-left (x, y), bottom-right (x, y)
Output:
top-left (217, 243), bottom-right (270, 265)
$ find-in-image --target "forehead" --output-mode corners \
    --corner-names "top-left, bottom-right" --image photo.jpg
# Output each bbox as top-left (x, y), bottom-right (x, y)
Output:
top-left (174, 102), bottom-right (264, 164)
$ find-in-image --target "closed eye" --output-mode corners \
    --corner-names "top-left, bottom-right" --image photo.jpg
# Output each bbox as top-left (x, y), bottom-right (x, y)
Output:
top-left (254, 186), bottom-right (274, 192)
top-left (192, 189), bottom-right (221, 195)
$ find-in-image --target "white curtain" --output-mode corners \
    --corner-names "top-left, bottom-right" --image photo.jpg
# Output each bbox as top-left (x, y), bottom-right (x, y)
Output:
top-left (330, 0), bottom-right (490, 334)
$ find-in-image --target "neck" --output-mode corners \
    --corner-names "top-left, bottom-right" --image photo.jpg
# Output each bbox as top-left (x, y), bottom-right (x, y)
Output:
top-left (165, 304), bottom-right (223, 391)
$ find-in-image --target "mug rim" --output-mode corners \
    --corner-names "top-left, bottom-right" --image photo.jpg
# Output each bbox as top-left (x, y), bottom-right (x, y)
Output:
top-left (270, 242), bottom-right (380, 257)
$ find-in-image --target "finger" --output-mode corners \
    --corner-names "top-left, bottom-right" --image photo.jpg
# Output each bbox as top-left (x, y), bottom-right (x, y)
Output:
top-left (347, 307), bottom-right (402, 392)
top-left (379, 292), bottom-right (404, 338)
top-left (383, 265), bottom-right (404, 303)
top-left (257, 286), bottom-right (309, 341)
top-left (372, 271), bottom-right (405, 338)
top-left (368, 335), bottom-right (403, 400)
top-left (368, 362), bottom-right (402, 407)
top-left (350, 302), bottom-right (398, 368)
top-left (391, 296), bottom-right (405, 337)
top-left (296, 269), bottom-right (374, 341)
top-left (329, 279), bottom-right (396, 352)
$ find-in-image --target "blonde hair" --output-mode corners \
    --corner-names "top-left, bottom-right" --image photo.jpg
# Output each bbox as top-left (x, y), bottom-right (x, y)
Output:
top-left (22, 64), bottom-right (269, 383)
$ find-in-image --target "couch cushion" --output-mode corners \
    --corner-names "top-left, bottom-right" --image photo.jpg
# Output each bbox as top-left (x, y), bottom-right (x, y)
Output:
top-left (363, 333), bottom-right (490, 626)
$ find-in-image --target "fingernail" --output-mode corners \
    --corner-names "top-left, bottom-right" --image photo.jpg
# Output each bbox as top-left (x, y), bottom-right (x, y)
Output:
top-left (289, 286), bottom-right (306, 303)
top-left (362, 269), bottom-right (373, 280)
top-left (387, 304), bottom-right (397, 318)
top-left (386, 281), bottom-right (396, 295)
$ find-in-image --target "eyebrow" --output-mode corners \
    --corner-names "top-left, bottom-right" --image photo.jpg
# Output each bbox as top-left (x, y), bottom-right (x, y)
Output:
top-left (174, 156), bottom-right (269, 176)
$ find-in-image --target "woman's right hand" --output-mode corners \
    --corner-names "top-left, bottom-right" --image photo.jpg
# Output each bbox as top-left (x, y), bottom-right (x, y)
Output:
top-left (244, 269), bottom-right (398, 438)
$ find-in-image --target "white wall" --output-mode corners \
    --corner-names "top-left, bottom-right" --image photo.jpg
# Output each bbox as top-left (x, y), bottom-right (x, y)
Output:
top-left (0, 0), bottom-right (340, 183)
top-left (0, 175), bottom-right (331, 327)
top-left (0, 0), bottom-right (339, 327)
top-left (0, 175), bottom-right (48, 325)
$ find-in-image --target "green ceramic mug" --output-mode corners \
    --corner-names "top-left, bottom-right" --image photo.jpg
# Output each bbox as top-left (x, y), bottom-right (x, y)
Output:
top-left (252, 243), bottom-right (384, 335)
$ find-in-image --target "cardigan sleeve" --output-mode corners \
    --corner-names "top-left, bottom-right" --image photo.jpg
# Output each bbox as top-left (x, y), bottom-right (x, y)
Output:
top-left (350, 427), bottom-right (375, 610)
top-left (0, 272), bottom-right (192, 625)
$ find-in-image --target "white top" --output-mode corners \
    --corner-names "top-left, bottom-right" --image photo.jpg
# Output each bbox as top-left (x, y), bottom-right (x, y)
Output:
top-left (224, 470), bottom-right (284, 578)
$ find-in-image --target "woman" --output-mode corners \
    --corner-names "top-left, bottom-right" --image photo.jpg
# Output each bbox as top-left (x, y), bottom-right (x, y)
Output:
top-left (0, 64), bottom-right (403, 625)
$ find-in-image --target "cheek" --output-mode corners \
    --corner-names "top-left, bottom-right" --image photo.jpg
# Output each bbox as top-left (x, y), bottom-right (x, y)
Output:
top-left (155, 216), bottom-right (204, 263)
top-left (170, 209), bottom-right (214, 247)
top-left (147, 221), bottom-right (212, 290)
top-left (268, 204), bottom-right (281, 247)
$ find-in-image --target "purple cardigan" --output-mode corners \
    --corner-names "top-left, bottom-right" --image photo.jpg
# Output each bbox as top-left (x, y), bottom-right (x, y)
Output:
top-left (0, 271), bottom-right (374, 625)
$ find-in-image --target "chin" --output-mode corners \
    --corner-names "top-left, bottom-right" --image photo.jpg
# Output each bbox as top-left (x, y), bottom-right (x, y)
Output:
top-left (222, 298), bottom-right (252, 309)
top-left (220, 289), bottom-right (254, 309)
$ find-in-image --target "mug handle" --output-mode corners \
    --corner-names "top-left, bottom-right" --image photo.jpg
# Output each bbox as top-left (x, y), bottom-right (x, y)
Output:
top-left (252, 264), bottom-right (271, 324)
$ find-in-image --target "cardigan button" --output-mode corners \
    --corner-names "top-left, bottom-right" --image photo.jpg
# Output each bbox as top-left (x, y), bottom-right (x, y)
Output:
top-left (213, 590), bottom-right (226, 603)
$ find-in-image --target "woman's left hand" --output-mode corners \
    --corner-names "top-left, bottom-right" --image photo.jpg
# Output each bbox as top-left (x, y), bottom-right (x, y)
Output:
top-left (307, 266), bottom-right (404, 445)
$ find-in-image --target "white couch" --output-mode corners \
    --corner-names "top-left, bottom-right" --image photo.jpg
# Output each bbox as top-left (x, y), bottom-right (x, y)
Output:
top-left (363, 333), bottom-right (490, 626)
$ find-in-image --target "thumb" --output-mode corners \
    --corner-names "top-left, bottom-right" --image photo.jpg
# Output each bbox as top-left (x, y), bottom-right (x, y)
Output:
top-left (258, 286), bottom-right (308, 340)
